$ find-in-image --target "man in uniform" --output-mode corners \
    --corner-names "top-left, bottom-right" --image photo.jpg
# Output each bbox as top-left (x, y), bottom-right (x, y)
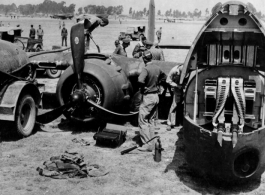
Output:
top-left (61, 24), bottom-right (68, 47)
top-left (29, 25), bottom-right (36, 39)
top-left (137, 51), bottom-right (167, 152)
top-left (77, 15), bottom-right (109, 51)
top-left (156, 27), bottom-right (162, 43)
top-left (148, 42), bottom-right (165, 61)
top-left (132, 36), bottom-right (147, 58)
top-left (113, 40), bottom-right (122, 55)
top-left (113, 38), bottom-right (130, 57)
top-left (166, 64), bottom-right (184, 130)
top-left (37, 25), bottom-right (44, 40)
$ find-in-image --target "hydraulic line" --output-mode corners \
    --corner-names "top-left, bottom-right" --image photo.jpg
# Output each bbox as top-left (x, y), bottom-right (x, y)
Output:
top-left (231, 78), bottom-right (246, 132)
top-left (212, 78), bottom-right (230, 129)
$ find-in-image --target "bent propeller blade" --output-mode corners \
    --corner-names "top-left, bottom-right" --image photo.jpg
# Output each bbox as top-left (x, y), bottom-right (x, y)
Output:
top-left (70, 21), bottom-right (85, 89)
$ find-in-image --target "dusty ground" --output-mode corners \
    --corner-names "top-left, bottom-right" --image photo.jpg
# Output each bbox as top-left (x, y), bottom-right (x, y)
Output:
top-left (1, 17), bottom-right (265, 195)
top-left (1, 77), bottom-right (265, 195)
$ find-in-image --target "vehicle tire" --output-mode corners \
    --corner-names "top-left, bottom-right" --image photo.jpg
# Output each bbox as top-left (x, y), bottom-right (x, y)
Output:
top-left (35, 46), bottom-right (42, 52)
top-left (14, 39), bottom-right (25, 50)
top-left (46, 69), bottom-right (62, 78)
top-left (15, 94), bottom-right (36, 137)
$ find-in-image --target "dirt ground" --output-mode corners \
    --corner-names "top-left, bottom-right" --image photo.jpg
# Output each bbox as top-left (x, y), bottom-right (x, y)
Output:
top-left (1, 77), bottom-right (265, 195)
top-left (0, 17), bottom-right (265, 195)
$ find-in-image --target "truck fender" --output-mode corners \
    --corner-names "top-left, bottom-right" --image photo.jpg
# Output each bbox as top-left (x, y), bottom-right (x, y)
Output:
top-left (0, 81), bottom-right (41, 121)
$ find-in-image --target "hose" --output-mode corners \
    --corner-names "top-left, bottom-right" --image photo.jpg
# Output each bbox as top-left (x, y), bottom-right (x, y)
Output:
top-left (28, 47), bottom-right (71, 58)
top-left (231, 78), bottom-right (246, 131)
top-left (212, 78), bottom-right (230, 128)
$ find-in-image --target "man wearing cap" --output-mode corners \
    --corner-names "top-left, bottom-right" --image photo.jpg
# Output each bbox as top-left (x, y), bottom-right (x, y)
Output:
top-left (113, 38), bottom-right (130, 57)
top-left (145, 41), bottom-right (165, 61)
top-left (166, 64), bottom-right (184, 130)
top-left (113, 40), bottom-right (122, 55)
top-left (137, 50), bottom-right (167, 152)
top-left (132, 36), bottom-right (147, 58)
top-left (61, 24), bottom-right (68, 47)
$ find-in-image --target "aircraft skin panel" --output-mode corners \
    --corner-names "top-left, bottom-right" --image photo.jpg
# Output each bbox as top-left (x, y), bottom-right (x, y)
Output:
top-left (180, 1), bottom-right (265, 84)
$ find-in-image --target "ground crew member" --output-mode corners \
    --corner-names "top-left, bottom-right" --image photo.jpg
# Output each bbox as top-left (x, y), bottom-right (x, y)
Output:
top-left (79, 15), bottom-right (108, 51)
top-left (145, 41), bottom-right (165, 61)
top-left (166, 64), bottom-right (184, 130)
top-left (113, 40), bottom-right (122, 55)
top-left (29, 25), bottom-right (36, 39)
top-left (156, 27), bottom-right (162, 43)
top-left (37, 25), bottom-right (44, 39)
top-left (113, 38), bottom-right (130, 57)
top-left (132, 36), bottom-right (147, 58)
top-left (137, 50), bottom-right (167, 152)
top-left (61, 24), bottom-right (68, 47)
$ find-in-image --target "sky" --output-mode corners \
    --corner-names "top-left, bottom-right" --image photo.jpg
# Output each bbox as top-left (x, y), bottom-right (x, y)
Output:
top-left (2, 0), bottom-right (265, 15)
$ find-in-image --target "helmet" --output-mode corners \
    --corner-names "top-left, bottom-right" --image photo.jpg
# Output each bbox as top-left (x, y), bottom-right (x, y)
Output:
top-left (142, 50), bottom-right (153, 62)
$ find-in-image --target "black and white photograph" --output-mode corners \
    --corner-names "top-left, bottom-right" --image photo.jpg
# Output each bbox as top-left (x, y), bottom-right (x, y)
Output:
top-left (0, 0), bottom-right (265, 194)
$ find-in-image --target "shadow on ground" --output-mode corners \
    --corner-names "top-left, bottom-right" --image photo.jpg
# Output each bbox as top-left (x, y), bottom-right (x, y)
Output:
top-left (165, 128), bottom-right (261, 195)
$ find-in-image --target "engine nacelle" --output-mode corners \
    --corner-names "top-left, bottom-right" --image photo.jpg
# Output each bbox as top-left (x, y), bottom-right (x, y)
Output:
top-left (56, 58), bottom-right (132, 122)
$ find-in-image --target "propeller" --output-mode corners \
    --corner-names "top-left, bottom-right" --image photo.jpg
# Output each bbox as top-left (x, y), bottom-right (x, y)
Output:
top-left (37, 21), bottom-right (86, 124)
top-left (36, 19), bottom-right (138, 124)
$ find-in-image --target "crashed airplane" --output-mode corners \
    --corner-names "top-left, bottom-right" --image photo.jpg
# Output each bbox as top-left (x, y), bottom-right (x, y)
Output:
top-left (179, 1), bottom-right (265, 182)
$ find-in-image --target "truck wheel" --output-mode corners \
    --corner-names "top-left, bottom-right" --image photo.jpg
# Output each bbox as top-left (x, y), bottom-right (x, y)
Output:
top-left (15, 95), bottom-right (36, 137)
top-left (46, 69), bottom-right (62, 78)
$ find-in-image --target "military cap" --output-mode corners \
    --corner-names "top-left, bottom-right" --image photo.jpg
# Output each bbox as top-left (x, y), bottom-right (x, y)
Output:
top-left (145, 40), bottom-right (153, 46)
top-left (142, 50), bottom-right (153, 61)
top-left (122, 38), bottom-right (130, 43)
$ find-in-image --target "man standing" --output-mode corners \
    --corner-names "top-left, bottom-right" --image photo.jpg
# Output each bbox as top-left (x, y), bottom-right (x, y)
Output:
top-left (29, 25), bottom-right (36, 39)
top-left (146, 41), bottom-right (165, 61)
top-left (137, 51), bottom-right (167, 152)
top-left (166, 64), bottom-right (184, 130)
top-left (37, 25), bottom-right (44, 40)
top-left (156, 27), bottom-right (162, 43)
top-left (132, 36), bottom-right (147, 58)
top-left (61, 24), bottom-right (68, 47)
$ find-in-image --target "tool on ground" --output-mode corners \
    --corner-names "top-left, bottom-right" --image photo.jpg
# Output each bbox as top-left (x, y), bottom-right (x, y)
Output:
top-left (154, 137), bottom-right (163, 162)
top-left (121, 136), bottom-right (160, 155)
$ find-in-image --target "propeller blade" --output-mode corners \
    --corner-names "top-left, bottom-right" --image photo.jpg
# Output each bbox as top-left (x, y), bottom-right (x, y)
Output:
top-left (71, 21), bottom-right (85, 89)
top-left (36, 102), bottom-right (73, 124)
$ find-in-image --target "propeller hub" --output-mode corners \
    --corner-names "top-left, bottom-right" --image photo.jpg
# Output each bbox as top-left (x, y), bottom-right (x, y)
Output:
top-left (71, 90), bottom-right (85, 104)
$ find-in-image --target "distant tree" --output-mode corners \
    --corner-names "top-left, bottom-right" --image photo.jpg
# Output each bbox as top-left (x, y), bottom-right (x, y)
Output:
top-left (78, 7), bottom-right (83, 14)
top-left (205, 8), bottom-right (209, 16)
top-left (84, 6), bottom-right (88, 13)
top-left (157, 10), bottom-right (161, 16)
top-left (129, 7), bottom-right (132, 15)
top-left (143, 7), bottom-right (146, 16)
top-left (247, 2), bottom-right (256, 14)
top-left (146, 10), bottom-right (149, 16)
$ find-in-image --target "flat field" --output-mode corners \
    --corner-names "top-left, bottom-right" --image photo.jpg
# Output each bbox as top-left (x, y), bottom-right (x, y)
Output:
top-left (0, 17), bottom-right (265, 195)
